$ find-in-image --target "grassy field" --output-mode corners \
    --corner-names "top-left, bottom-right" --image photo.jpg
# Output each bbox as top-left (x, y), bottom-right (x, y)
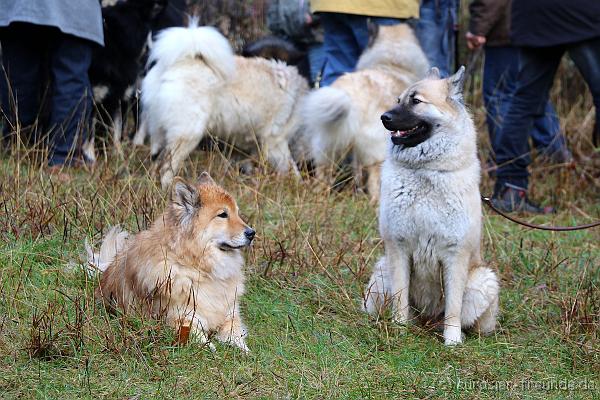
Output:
top-left (0, 30), bottom-right (599, 395)
top-left (0, 127), bottom-right (598, 399)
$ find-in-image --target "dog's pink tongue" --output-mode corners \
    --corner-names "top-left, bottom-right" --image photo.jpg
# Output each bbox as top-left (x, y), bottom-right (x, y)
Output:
top-left (390, 130), bottom-right (408, 137)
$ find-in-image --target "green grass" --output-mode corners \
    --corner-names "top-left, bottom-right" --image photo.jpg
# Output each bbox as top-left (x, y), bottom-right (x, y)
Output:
top-left (0, 142), bottom-right (598, 399)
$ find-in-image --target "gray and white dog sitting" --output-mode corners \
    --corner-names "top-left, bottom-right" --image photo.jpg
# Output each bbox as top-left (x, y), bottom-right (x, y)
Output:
top-left (364, 67), bottom-right (499, 345)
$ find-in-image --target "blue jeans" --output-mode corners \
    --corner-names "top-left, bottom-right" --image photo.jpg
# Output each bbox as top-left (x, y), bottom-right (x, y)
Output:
top-left (318, 13), bottom-right (400, 87)
top-left (416, 0), bottom-right (458, 77)
top-left (484, 46), bottom-right (566, 161)
top-left (0, 23), bottom-right (93, 166)
top-left (495, 37), bottom-right (600, 191)
top-left (307, 43), bottom-right (326, 85)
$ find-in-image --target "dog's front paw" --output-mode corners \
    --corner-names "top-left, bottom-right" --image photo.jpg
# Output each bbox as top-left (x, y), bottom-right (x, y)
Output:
top-left (225, 335), bottom-right (250, 354)
top-left (443, 327), bottom-right (464, 346)
top-left (391, 307), bottom-right (411, 325)
top-left (189, 330), bottom-right (216, 351)
top-left (235, 340), bottom-right (250, 354)
top-left (392, 314), bottom-right (410, 325)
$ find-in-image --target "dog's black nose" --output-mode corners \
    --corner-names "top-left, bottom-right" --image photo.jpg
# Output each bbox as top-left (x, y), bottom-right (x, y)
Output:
top-left (244, 228), bottom-right (256, 241)
top-left (381, 112), bottom-right (393, 122)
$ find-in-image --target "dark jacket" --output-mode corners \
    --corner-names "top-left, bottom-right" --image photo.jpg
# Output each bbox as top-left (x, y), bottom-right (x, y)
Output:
top-left (511, 0), bottom-right (600, 47)
top-left (469, 0), bottom-right (511, 47)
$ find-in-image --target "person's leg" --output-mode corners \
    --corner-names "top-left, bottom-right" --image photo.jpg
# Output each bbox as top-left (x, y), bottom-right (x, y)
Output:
top-left (482, 46), bottom-right (515, 155)
top-left (319, 13), bottom-right (369, 86)
top-left (484, 46), bottom-right (570, 166)
top-left (416, 0), bottom-right (457, 77)
top-left (0, 23), bottom-right (45, 146)
top-left (530, 102), bottom-right (571, 163)
top-left (492, 46), bottom-right (563, 212)
top-left (567, 36), bottom-right (600, 147)
top-left (307, 43), bottom-right (325, 86)
top-left (47, 32), bottom-right (94, 166)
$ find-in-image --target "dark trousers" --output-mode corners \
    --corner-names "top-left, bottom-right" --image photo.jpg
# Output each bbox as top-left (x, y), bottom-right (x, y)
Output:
top-left (0, 23), bottom-right (94, 166)
top-left (483, 46), bottom-right (566, 160)
top-left (495, 36), bottom-right (600, 191)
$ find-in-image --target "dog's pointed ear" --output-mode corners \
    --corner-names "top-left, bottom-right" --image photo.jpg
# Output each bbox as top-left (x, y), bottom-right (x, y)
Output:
top-left (425, 67), bottom-right (440, 80)
top-left (447, 66), bottom-right (466, 101)
top-left (197, 171), bottom-right (216, 186)
top-left (171, 177), bottom-right (200, 225)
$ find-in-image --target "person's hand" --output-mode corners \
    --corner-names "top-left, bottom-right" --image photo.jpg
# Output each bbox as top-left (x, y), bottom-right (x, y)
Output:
top-left (466, 31), bottom-right (486, 50)
top-left (305, 13), bottom-right (313, 25)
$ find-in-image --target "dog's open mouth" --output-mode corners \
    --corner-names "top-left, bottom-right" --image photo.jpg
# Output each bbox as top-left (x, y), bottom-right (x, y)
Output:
top-left (390, 121), bottom-right (431, 147)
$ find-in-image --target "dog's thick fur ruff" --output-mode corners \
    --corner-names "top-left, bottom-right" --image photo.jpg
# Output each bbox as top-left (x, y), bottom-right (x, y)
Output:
top-left (364, 68), bottom-right (500, 345)
top-left (137, 23), bottom-right (308, 189)
top-left (87, 173), bottom-right (254, 351)
top-left (301, 23), bottom-right (429, 202)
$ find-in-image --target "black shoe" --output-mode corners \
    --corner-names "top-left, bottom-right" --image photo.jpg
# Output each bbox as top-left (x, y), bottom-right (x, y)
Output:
top-left (491, 183), bottom-right (555, 214)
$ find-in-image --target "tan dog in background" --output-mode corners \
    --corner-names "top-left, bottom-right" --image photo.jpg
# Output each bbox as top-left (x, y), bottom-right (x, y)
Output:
top-left (301, 23), bottom-right (429, 202)
top-left (86, 172), bottom-right (255, 352)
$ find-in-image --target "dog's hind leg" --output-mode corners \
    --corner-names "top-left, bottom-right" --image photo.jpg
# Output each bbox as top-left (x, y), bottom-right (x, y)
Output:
top-left (461, 266), bottom-right (499, 335)
top-left (82, 135), bottom-right (96, 164)
top-left (366, 163), bottom-right (382, 203)
top-left (160, 134), bottom-right (204, 190)
top-left (265, 139), bottom-right (300, 177)
top-left (112, 109), bottom-right (123, 156)
top-left (150, 127), bottom-right (166, 159)
top-left (132, 118), bottom-right (147, 146)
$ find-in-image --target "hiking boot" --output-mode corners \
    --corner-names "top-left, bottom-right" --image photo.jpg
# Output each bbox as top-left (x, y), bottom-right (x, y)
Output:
top-left (491, 183), bottom-right (555, 214)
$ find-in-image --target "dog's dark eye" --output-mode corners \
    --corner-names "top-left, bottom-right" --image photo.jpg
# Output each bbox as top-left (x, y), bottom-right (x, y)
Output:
top-left (217, 211), bottom-right (228, 219)
top-left (412, 97), bottom-right (422, 105)
top-left (397, 97), bottom-right (401, 104)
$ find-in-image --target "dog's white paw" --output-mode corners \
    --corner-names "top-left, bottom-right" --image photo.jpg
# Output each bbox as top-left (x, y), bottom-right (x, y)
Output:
top-left (224, 335), bottom-right (250, 354)
top-left (235, 340), bottom-right (250, 354)
top-left (443, 327), bottom-right (464, 346)
top-left (189, 330), bottom-right (216, 351)
top-left (391, 308), bottom-right (411, 325)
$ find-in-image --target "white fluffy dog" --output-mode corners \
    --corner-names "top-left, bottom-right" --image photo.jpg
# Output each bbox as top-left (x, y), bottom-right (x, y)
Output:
top-left (138, 23), bottom-right (307, 189)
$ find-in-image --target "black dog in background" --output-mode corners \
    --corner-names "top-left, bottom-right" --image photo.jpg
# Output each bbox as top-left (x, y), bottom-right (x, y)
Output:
top-left (88, 0), bottom-right (186, 152)
top-left (242, 36), bottom-right (310, 83)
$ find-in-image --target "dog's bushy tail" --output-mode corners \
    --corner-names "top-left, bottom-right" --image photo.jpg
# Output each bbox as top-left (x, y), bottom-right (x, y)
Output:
top-left (301, 87), bottom-right (356, 163)
top-left (85, 226), bottom-right (129, 274)
top-left (148, 22), bottom-right (235, 80)
top-left (302, 87), bottom-right (353, 132)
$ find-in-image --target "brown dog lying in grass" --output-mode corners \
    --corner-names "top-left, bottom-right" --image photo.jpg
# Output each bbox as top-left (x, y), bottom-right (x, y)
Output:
top-left (86, 172), bottom-right (255, 352)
